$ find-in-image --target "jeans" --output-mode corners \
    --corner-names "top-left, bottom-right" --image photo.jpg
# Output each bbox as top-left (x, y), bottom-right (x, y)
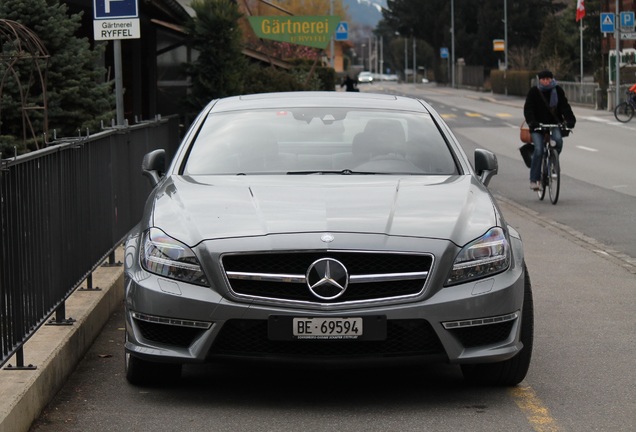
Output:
top-left (530, 127), bottom-right (562, 182)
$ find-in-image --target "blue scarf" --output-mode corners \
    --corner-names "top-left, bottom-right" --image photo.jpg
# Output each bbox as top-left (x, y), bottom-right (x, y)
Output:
top-left (538, 79), bottom-right (558, 108)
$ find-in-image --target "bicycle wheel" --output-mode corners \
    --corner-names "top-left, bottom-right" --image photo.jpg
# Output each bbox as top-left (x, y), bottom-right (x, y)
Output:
top-left (547, 151), bottom-right (560, 204)
top-left (538, 154), bottom-right (547, 200)
top-left (614, 102), bottom-right (634, 123)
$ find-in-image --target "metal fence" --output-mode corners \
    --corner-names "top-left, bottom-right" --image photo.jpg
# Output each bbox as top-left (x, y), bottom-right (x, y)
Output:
top-left (558, 81), bottom-right (602, 108)
top-left (0, 116), bottom-right (180, 369)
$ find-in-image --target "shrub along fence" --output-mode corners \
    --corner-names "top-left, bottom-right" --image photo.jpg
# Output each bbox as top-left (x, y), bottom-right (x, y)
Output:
top-left (0, 116), bottom-right (180, 369)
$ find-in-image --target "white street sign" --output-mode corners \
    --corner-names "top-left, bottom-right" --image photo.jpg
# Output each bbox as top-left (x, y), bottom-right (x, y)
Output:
top-left (93, 0), bottom-right (140, 40)
top-left (94, 19), bottom-right (140, 40)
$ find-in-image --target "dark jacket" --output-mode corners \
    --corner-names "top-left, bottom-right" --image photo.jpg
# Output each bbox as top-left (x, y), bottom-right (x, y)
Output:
top-left (524, 85), bottom-right (576, 129)
top-left (341, 76), bottom-right (358, 92)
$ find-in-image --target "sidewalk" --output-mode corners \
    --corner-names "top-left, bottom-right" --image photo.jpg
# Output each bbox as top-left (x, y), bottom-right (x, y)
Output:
top-left (0, 248), bottom-right (125, 432)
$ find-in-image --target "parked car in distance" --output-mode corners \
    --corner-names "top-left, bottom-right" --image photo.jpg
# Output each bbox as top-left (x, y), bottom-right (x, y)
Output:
top-left (358, 71), bottom-right (374, 83)
top-left (125, 91), bottom-right (533, 387)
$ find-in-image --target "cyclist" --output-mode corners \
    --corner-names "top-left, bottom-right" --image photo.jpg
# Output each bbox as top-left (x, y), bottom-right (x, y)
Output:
top-left (629, 83), bottom-right (636, 103)
top-left (523, 70), bottom-right (576, 191)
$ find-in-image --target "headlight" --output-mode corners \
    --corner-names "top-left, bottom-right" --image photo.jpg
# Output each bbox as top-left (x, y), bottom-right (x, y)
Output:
top-left (446, 227), bottom-right (510, 286)
top-left (140, 228), bottom-right (209, 286)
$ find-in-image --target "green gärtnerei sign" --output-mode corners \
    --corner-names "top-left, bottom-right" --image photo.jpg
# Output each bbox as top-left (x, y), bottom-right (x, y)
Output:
top-left (248, 16), bottom-right (341, 49)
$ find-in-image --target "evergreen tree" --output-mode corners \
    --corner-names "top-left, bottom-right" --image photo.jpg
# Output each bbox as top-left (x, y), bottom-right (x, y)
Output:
top-left (184, 0), bottom-right (249, 111)
top-left (0, 0), bottom-right (113, 152)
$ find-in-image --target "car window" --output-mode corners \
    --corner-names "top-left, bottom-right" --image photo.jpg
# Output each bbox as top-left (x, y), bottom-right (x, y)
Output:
top-left (182, 109), bottom-right (458, 175)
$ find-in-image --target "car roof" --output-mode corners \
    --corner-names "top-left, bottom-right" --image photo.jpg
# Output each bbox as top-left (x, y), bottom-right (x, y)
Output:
top-left (208, 92), bottom-right (429, 113)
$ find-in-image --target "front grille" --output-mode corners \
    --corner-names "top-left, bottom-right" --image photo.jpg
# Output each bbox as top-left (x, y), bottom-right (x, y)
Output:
top-left (222, 251), bottom-right (433, 303)
top-left (135, 319), bottom-right (204, 348)
top-left (448, 320), bottom-right (515, 348)
top-left (208, 319), bottom-right (444, 358)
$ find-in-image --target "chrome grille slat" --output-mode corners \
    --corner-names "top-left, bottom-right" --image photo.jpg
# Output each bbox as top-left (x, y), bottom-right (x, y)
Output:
top-left (226, 271), bottom-right (429, 284)
top-left (350, 271), bottom-right (429, 283)
top-left (222, 251), bottom-right (434, 304)
top-left (226, 271), bottom-right (306, 283)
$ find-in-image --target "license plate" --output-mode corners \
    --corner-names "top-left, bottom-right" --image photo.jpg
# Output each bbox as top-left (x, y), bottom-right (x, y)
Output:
top-left (293, 317), bottom-right (362, 339)
top-left (268, 315), bottom-right (386, 341)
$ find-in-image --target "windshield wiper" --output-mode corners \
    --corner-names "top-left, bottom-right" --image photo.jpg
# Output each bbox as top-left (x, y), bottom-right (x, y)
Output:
top-left (286, 169), bottom-right (378, 175)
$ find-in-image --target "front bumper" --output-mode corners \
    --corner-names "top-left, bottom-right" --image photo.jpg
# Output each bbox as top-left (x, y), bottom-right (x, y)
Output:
top-left (124, 269), bottom-right (525, 367)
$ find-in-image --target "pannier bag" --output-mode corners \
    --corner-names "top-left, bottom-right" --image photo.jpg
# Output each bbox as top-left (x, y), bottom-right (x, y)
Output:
top-left (519, 143), bottom-right (533, 168)
top-left (520, 121), bottom-right (532, 144)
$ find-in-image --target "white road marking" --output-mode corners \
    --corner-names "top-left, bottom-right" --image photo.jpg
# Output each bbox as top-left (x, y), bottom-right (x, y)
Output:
top-left (576, 145), bottom-right (598, 152)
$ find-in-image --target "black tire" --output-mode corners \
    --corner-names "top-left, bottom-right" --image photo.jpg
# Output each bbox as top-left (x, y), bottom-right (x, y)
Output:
top-left (461, 263), bottom-right (534, 386)
top-left (548, 151), bottom-right (560, 205)
top-left (125, 352), bottom-right (182, 386)
top-left (614, 102), bottom-right (634, 123)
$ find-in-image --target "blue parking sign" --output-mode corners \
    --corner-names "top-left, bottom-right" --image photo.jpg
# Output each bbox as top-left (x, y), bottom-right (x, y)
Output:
top-left (440, 47), bottom-right (449, 59)
top-left (94, 0), bottom-right (138, 19)
top-left (620, 11), bottom-right (635, 29)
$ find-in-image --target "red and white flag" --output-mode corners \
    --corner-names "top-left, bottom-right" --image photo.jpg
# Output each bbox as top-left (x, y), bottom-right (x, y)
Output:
top-left (576, 0), bottom-right (585, 22)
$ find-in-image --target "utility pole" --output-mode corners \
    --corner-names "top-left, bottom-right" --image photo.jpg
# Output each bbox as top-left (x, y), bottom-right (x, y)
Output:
top-left (413, 38), bottom-right (417, 83)
top-left (404, 36), bottom-right (408, 83)
top-left (615, 0), bottom-right (620, 107)
top-left (451, 0), bottom-right (455, 88)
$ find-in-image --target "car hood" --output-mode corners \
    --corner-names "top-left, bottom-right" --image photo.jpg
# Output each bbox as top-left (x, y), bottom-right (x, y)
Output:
top-left (148, 175), bottom-right (498, 247)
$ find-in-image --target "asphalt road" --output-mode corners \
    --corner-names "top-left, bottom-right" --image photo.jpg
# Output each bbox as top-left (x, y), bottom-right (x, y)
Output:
top-left (28, 85), bottom-right (636, 432)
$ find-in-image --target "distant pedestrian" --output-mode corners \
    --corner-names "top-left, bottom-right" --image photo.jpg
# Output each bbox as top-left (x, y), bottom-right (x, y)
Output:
top-left (341, 75), bottom-right (358, 92)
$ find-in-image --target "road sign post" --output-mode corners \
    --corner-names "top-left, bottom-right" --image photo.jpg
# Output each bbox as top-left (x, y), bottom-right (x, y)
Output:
top-left (93, 0), bottom-right (140, 126)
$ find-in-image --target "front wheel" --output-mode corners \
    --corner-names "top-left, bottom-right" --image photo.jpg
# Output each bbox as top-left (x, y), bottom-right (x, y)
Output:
top-left (547, 151), bottom-right (560, 205)
top-left (538, 155), bottom-right (547, 201)
top-left (614, 102), bottom-right (634, 123)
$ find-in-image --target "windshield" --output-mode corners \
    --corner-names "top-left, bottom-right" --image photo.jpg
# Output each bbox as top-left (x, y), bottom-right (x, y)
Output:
top-left (182, 108), bottom-right (458, 175)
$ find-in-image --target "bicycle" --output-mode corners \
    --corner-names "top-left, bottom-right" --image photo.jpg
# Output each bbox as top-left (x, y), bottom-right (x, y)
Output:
top-left (614, 91), bottom-right (636, 123)
top-left (535, 123), bottom-right (570, 205)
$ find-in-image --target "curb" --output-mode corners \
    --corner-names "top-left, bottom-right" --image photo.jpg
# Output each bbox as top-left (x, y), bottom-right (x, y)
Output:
top-left (0, 248), bottom-right (125, 432)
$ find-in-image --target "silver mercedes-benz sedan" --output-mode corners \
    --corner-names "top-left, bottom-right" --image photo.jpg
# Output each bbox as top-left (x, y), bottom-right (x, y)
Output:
top-left (124, 92), bottom-right (533, 386)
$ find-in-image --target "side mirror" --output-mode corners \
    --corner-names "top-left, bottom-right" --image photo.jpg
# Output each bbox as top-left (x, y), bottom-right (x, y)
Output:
top-left (474, 149), bottom-right (498, 187)
top-left (142, 149), bottom-right (166, 188)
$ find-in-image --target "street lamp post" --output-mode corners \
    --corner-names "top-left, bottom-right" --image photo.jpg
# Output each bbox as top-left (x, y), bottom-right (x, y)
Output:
top-left (380, 36), bottom-right (383, 76)
top-left (504, 0), bottom-right (508, 71)
top-left (413, 38), bottom-right (417, 83)
top-left (615, 0), bottom-right (620, 107)
top-left (451, 0), bottom-right (455, 88)
top-left (362, 43), bottom-right (366, 69)
top-left (369, 36), bottom-right (372, 73)
top-left (504, 0), bottom-right (508, 95)
top-left (404, 36), bottom-right (408, 82)
top-left (330, 0), bottom-right (334, 68)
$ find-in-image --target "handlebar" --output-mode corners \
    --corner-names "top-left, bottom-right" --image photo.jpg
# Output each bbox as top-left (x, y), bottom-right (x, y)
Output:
top-left (537, 123), bottom-right (570, 130)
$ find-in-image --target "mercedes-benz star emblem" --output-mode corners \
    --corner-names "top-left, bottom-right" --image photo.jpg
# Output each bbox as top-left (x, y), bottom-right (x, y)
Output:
top-left (306, 258), bottom-right (349, 300)
top-left (321, 233), bottom-right (335, 243)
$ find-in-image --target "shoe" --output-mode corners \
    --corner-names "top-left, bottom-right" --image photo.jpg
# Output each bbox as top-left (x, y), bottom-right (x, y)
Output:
top-left (530, 181), bottom-right (541, 191)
